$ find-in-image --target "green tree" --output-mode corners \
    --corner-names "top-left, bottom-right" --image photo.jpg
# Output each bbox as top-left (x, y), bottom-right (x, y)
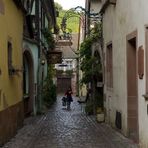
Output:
top-left (42, 27), bottom-right (55, 49)
top-left (56, 6), bottom-right (80, 33)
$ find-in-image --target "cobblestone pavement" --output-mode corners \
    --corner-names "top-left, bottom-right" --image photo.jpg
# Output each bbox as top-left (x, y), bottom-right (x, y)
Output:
top-left (2, 96), bottom-right (138, 148)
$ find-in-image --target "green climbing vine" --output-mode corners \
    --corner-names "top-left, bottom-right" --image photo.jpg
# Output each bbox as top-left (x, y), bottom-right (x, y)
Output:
top-left (42, 27), bottom-right (57, 109)
top-left (42, 64), bottom-right (57, 108)
top-left (42, 27), bottom-right (55, 49)
top-left (80, 22), bottom-right (102, 84)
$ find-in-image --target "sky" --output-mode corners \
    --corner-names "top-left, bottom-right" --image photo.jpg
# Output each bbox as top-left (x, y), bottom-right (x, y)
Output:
top-left (54, 0), bottom-right (85, 10)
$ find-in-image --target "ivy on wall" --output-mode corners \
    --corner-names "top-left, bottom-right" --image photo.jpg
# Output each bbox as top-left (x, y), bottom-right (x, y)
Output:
top-left (42, 28), bottom-right (55, 50)
top-left (80, 23), bottom-right (102, 84)
top-left (42, 27), bottom-right (57, 109)
top-left (42, 64), bottom-right (56, 108)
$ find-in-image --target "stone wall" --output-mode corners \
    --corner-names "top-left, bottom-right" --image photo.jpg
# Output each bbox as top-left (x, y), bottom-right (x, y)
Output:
top-left (0, 101), bottom-right (24, 146)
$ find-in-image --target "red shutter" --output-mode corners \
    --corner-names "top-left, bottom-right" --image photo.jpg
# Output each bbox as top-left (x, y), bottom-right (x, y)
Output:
top-left (138, 46), bottom-right (144, 79)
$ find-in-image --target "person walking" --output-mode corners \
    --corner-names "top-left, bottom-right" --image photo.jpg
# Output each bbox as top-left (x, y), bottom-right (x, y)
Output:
top-left (65, 87), bottom-right (73, 110)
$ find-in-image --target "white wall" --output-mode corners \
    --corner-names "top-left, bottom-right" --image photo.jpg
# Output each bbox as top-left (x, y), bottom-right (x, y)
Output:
top-left (102, 0), bottom-right (148, 147)
top-left (90, 0), bottom-right (102, 13)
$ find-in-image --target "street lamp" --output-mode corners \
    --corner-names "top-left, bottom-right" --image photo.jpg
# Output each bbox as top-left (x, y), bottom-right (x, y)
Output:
top-left (41, 59), bottom-right (45, 65)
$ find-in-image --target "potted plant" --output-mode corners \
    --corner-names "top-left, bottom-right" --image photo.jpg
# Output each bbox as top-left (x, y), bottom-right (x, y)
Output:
top-left (96, 107), bottom-right (104, 122)
top-left (85, 102), bottom-right (93, 115)
top-left (92, 91), bottom-right (104, 122)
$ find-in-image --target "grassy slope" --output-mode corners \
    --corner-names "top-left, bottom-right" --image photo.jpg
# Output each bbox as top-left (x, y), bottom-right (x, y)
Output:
top-left (57, 10), bottom-right (79, 33)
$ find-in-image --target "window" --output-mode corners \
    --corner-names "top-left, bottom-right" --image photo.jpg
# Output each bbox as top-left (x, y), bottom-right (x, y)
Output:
top-left (8, 41), bottom-right (12, 69)
top-left (106, 43), bottom-right (113, 88)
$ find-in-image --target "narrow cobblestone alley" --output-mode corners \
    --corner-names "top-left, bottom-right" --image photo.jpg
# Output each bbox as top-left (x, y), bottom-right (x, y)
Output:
top-left (2, 96), bottom-right (138, 148)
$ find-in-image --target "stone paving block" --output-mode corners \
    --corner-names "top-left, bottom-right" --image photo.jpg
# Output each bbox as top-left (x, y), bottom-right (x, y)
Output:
top-left (2, 96), bottom-right (138, 148)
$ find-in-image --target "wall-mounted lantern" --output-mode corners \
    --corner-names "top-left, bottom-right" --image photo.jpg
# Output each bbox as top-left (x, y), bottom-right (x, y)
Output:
top-left (41, 59), bottom-right (45, 66)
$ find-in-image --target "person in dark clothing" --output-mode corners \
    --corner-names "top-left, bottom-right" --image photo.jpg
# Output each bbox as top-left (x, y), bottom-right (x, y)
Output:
top-left (65, 87), bottom-right (73, 110)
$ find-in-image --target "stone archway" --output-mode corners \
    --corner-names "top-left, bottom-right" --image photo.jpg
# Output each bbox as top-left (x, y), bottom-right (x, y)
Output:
top-left (93, 50), bottom-right (104, 110)
top-left (23, 49), bottom-right (34, 116)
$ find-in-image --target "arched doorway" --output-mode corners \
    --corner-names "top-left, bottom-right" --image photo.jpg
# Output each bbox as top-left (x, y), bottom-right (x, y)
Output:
top-left (93, 50), bottom-right (104, 111)
top-left (23, 49), bottom-right (34, 116)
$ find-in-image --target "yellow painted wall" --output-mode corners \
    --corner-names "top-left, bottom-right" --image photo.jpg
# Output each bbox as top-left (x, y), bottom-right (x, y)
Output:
top-left (0, 0), bottom-right (23, 111)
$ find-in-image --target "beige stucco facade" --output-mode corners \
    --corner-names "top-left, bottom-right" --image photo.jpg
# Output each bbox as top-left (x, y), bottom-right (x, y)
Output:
top-left (101, 0), bottom-right (148, 147)
top-left (0, 0), bottom-right (24, 144)
top-left (0, 0), bottom-right (23, 110)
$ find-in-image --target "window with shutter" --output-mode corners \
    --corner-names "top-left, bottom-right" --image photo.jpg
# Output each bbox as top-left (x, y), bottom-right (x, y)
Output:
top-left (7, 41), bottom-right (14, 75)
top-left (138, 46), bottom-right (144, 79)
top-left (106, 43), bottom-right (113, 88)
top-left (8, 41), bottom-right (12, 69)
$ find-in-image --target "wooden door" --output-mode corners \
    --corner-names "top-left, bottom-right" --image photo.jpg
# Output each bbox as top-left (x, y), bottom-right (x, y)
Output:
top-left (127, 32), bottom-right (139, 142)
top-left (57, 77), bottom-right (71, 94)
